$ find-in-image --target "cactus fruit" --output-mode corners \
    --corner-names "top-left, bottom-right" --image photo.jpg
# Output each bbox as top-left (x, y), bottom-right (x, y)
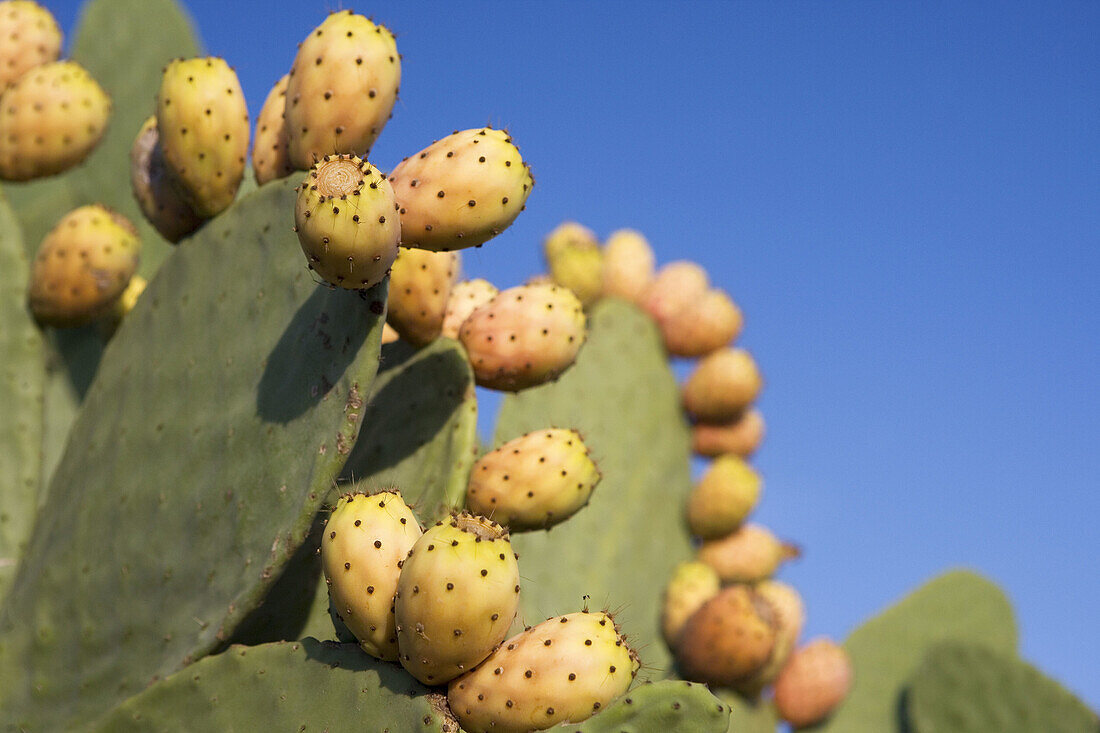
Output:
top-left (293, 154), bottom-right (400, 290)
top-left (773, 638), bottom-right (852, 729)
top-left (660, 561), bottom-right (721, 648)
top-left (386, 247), bottom-right (460, 345)
top-left (98, 273), bottom-right (147, 338)
top-left (284, 10), bottom-right (400, 169)
top-left (0, 60), bottom-right (110, 181)
top-left (129, 115), bottom-right (203, 243)
top-left (459, 283), bottom-right (586, 391)
top-left (251, 74), bottom-right (294, 185)
top-left (395, 513), bottom-right (520, 684)
top-left (27, 204), bottom-right (141, 326)
top-left (640, 261), bottom-right (708, 331)
top-left (389, 127), bottom-right (534, 252)
top-left (734, 580), bottom-right (805, 696)
top-left (155, 56), bottom-right (249, 217)
top-left (682, 348), bottom-right (763, 423)
top-left (448, 610), bottom-right (640, 733)
top-left (440, 278), bottom-right (498, 340)
top-left (0, 0), bottom-right (61, 88)
top-left (544, 221), bottom-right (603, 306)
top-left (686, 455), bottom-right (761, 540)
top-left (676, 584), bottom-right (779, 687)
top-left (321, 490), bottom-right (423, 661)
top-left (692, 408), bottom-right (765, 459)
top-left (660, 287), bottom-right (743, 358)
top-left (696, 523), bottom-right (799, 583)
top-left (381, 321), bottom-right (400, 345)
top-left (601, 228), bottom-right (655, 303)
top-left (465, 428), bottom-right (601, 531)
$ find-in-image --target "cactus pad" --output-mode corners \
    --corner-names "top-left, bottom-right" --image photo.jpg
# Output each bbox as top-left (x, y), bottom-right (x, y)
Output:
top-left (906, 641), bottom-right (1098, 733)
top-left (494, 298), bottom-right (693, 677)
top-left (817, 569), bottom-right (1018, 733)
top-left (565, 681), bottom-right (731, 732)
top-left (91, 639), bottom-right (455, 732)
top-left (0, 179), bottom-right (386, 730)
top-left (0, 187), bottom-right (44, 602)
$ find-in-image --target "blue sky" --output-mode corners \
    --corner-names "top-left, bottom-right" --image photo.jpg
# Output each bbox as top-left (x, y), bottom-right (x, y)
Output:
top-left (50, 0), bottom-right (1100, 708)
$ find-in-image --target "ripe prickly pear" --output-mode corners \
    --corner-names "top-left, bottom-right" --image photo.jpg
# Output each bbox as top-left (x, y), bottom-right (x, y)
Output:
top-left (448, 610), bottom-right (639, 733)
top-left (661, 561), bottom-right (720, 648)
top-left (27, 205), bottom-right (141, 326)
top-left (640, 261), bottom-right (708, 330)
top-left (293, 154), bottom-right (400, 290)
top-left (682, 347), bottom-right (763, 423)
top-left (774, 638), bottom-right (852, 729)
top-left (676, 584), bottom-right (778, 687)
top-left (696, 523), bottom-right (799, 583)
top-left (284, 10), bottom-right (399, 169)
top-left (458, 283), bottom-right (586, 391)
top-left (734, 580), bottom-right (805, 696)
top-left (465, 428), bottom-right (600, 531)
top-left (660, 287), bottom-right (743, 357)
top-left (543, 222), bottom-right (603, 306)
top-left (251, 74), bottom-right (294, 185)
top-left (129, 116), bottom-right (203, 243)
top-left (601, 228), bottom-right (654, 303)
top-left (0, 60), bottom-right (110, 181)
top-left (321, 490), bottom-right (423, 661)
top-left (389, 127), bottom-right (533, 252)
top-left (156, 57), bottom-right (248, 217)
top-left (386, 247), bottom-right (460, 345)
top-left (0, 0), bottom-right (61, 88)
top-left (395, 513), bottom-right (520, 685)
top-left (440, 278), bottom-right (498, 340)
top-left (98, 273), bottom-right (147, 338)
top-left (686, 454), bottom-right (761, 540)
top-left (692, 408), bottom-right (765, 459)
top-left (381, 321), bottom-right (401, 345)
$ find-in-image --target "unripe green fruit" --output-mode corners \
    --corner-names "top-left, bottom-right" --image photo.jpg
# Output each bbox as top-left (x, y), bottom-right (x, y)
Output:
top-left (686, 455), bottom-right (762, 540)
top-left (448, 610), bottom-right (639, 733)
top-left (321, 490), bottom-right (422, 661)
top-left (466, 428), bottom-right (600, 531)
top-left (544, 221), bottom-right (603, 306)
top-left (395, 513), bottom-right (520, 685)
top-left (293, 154), bottom-right (400, 290)
top-left (661, 561), bottom-right (721, 648)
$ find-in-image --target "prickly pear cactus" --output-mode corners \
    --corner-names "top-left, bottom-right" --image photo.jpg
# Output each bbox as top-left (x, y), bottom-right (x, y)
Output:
top-left (90, 639), bottom-right (457, 732)
top-left (0, 180), bottom-right (386, 731)
top-left (561, 681), bottom-right (731, 732)
top-left (0, 187), bottom-right (44, 603)
top-left (495, 298), bottom-right (693, 677)
top-left (817, 570), bottom-right (1018, 733)
top-left (905, 641), bottom-right (1098, 733)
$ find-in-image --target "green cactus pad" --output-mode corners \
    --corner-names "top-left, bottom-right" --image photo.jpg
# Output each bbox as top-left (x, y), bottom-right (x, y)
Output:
top-left (716, 691), bottom-right (779, 733)
top-left (494, 298), bottom-right (693, 678)
top-left (553, 681), bottom-right (730, 732)
top-left (91, 638), bottom-right (455, 732)
top-left (817, 569), bottom-right (1018, 733)
top-left (0, 179), bottom-right (386, 731)
top-left (7, 0), bottom-right (201, 271)
top-left (340, 338), bottom-right (478, 522)
top-left (906, 641), bottom-right (1098, 733)
top-left (0, 187), bottom-right (44, 603)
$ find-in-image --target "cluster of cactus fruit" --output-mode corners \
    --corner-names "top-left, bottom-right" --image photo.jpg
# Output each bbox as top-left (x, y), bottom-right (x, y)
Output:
top-left (0, 1), bottom-right (1096, 731)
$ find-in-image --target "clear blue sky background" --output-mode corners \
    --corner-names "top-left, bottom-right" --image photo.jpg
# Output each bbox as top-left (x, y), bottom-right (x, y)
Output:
top-left (50, 0), bottom-right (1100, 708)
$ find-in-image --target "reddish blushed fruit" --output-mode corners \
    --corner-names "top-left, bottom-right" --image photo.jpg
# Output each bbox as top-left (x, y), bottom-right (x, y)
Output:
top-left (448, 611), bottom-right (638, 733)
top-left (601, 228), bottom-right (655, 303)
top-left (440, 278), bottom-right (498, 340)
top-left (774, 638), bottom-right (853, 728)
top-left (660, 561), bottom-right (721, 648)
top-left (682, 348), bottom-right (764, 423)
top-left (660, 287), bottom-right (743, 357)
top-left (692, 409), bottom-right (766, 458)
top-left (676, 585), bottom-right (778, 686)
top-left (696, 523), bottom-right (799, 583)
top-left (640, 260), bottom-right (708, 330)
top-left (735, 580), bottom-right (805, 696)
